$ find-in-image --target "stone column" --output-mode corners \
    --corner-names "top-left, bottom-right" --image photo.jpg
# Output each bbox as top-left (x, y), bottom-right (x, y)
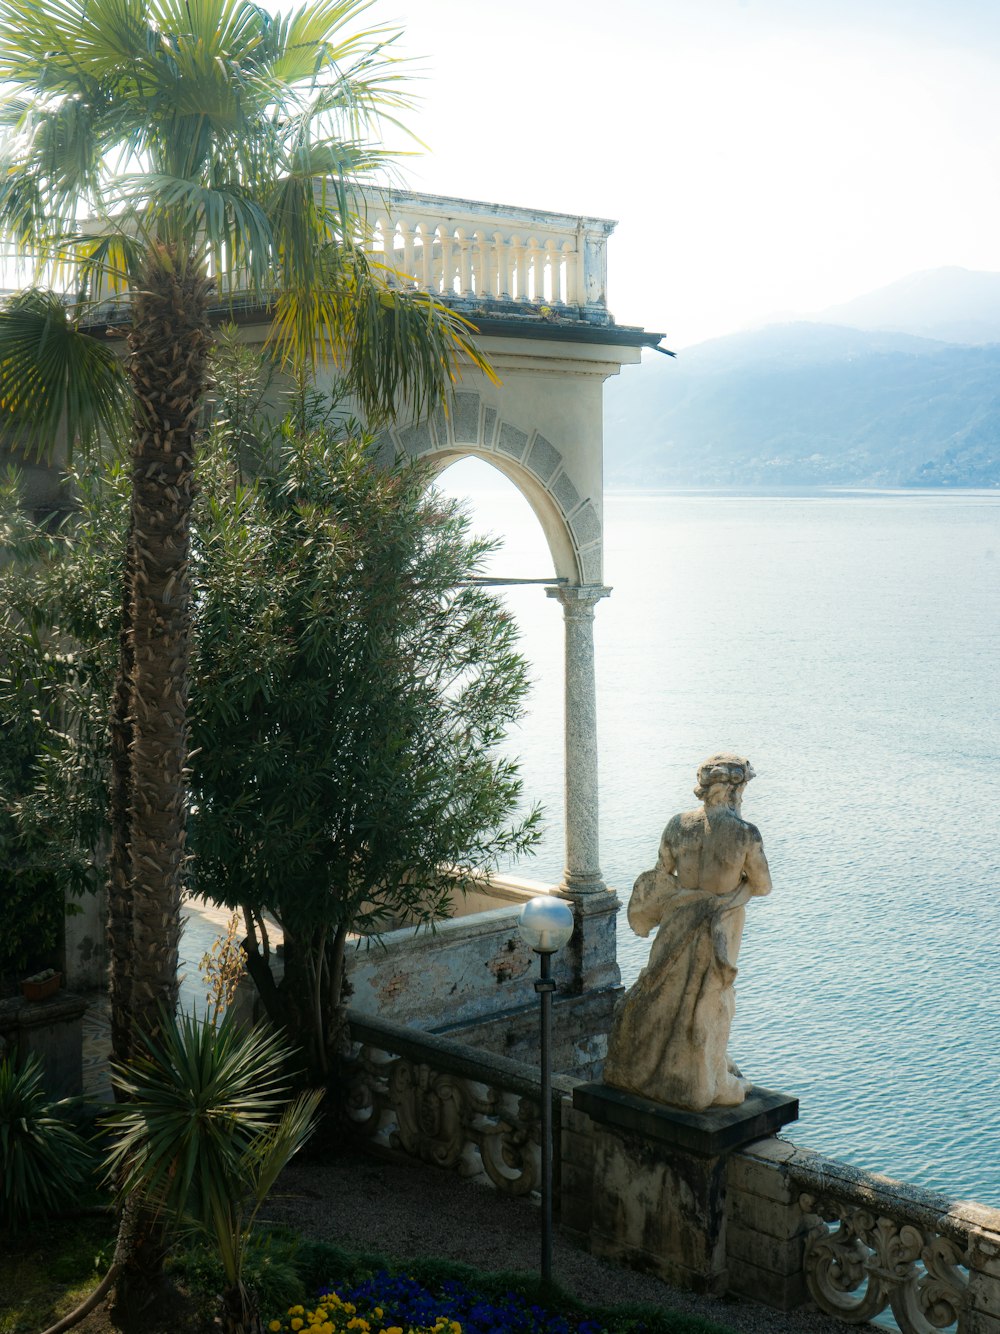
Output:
top-left (547, 583), bottom-right (609, 891)
top-left (546, 584), bottom-right (619, 995)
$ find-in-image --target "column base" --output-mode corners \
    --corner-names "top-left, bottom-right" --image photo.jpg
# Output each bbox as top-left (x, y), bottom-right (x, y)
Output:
top-left (573, 1082), bottom-right (798, 1294)
top-left (559, 883), bottom-right (620, 993)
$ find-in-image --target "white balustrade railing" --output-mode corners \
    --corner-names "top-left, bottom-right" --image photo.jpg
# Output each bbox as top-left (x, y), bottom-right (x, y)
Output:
top-left (357, 188), bottom-right (615, 323)
top-left (54, 187), bottom-right (617, 330)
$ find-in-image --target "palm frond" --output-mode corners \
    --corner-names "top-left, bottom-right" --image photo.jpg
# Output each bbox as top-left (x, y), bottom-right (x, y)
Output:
top-left (0, 288), bottom-right (128, 459)
top-left (105, 1008), bottom-right (294, 1223)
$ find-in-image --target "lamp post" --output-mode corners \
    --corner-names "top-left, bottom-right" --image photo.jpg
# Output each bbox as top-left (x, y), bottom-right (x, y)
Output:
top-left (518, 893), bottom-right (575, 1287)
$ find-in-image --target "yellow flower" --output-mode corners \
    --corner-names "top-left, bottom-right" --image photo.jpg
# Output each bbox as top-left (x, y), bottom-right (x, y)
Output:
top-left (374, 1311), bottom-right (383, 1322)
top-left (290, 1309), bottom-right (305, 1319)
top-left (290, 1320), bottom-right (304, 1331)
top-left (269, 1323), bottom-right (282, 1332)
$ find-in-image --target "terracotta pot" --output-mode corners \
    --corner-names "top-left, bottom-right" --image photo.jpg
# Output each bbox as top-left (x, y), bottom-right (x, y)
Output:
top-left (20, 972), bottom-right (62, 1002)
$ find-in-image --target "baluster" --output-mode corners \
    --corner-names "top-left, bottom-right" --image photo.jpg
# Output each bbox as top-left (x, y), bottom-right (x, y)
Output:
top-left (559, 241), bottom-right (575, 304)
top-left (475, 231), bottom-right (492, 300)
top-left (368, 211), bottom-right (384, 260)
top-left (530, 236), bottom-right (545, 302)
top-left (456, 227), bottom-right (473, 295)
top-left (419, 223), bottom-right (433, 291)
top-left (544, 240), bottom-right (559, 303)
top-left (401, 221), bottom-right (416, 286)
top-left (496, 233), bottom-right (511, 299)
top-left (436, 227), bottom-right (452, 295)
top-left (510, 235), bottom-right (527, 300)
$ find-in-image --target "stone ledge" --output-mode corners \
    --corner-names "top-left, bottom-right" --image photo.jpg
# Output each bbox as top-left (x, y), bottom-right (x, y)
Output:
top-left (347, 1007), bottom-right (577, 1103)
top-left (573, 1082), bottom-right (798, 1157)
top-left (0, 991), bottom-right (88, 1030)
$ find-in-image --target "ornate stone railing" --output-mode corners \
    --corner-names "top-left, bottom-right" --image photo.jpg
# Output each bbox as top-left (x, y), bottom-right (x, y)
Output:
top-left (342, 1009), bottom-right (575, 1197)
top-left (799, 1177), bottom-right (968, 1331)
top-left (358, 188), bottom-right (615, 324)
top-left (728, 1136), bottom-right (1000, 1334)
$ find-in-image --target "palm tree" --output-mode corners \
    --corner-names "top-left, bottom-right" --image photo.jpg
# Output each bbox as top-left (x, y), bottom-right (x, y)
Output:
top-left (0, 0), bottom-right (487, 1064)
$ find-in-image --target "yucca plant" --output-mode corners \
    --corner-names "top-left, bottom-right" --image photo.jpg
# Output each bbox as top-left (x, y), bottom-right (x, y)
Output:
top-left (104, 1011), bottom-right (322, 1334)
top-left (0, 1052), bottom-right (94, 1229)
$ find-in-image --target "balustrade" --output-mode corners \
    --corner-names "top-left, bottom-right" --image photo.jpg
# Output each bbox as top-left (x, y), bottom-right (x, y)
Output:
top-left (342, 1011), bottom-right (574, 1198)
top-left (792, 1159), bottom-right (980, 1334)
top-left (359, 188), bottom-right (614, 322)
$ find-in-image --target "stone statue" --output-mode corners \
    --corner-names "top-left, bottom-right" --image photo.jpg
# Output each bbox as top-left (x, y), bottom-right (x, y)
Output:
top-left (603, 754), bottom-right (771, 1112)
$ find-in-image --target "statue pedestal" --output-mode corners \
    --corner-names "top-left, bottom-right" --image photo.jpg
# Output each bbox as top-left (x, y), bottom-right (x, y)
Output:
top-left (572, 1082), bottom-right (798, 1295)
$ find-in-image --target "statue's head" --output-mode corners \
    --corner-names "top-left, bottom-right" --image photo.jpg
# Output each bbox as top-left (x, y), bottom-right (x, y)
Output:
top-left (694, 754), bottom-right (755, 803)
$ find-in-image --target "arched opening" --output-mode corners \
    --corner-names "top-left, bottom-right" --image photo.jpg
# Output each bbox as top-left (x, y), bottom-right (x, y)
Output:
top-left (434, 456), bottom-right (565, 885)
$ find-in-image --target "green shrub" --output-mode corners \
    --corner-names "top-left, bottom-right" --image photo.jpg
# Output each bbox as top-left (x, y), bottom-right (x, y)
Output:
top-left (0, 1052), bottom-right (94, 1228)
top-left (169, 1232), bottom-right (302, 1326)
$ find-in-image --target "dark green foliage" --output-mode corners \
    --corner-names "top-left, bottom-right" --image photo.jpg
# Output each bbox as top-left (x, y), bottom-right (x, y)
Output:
top-left (0, 1052), bottom-right (95, 1228)
top-left (0, 289), bottom-right (129, 460)
top-left (0, 467), bottom-right (122, 982)
top-left (190, 406), bottom-right (540, 1076)
top-left (1, 361), bottom-right (538, 1070)
top-left (168, 1232), bottom-right (303, 1328)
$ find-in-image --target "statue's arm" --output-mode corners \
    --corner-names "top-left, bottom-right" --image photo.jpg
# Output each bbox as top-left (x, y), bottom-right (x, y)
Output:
top-left (628, 825), bottom-right (681, 937)
top-left (657, 821), bottom-right (679, 875)
top-left (743, 823), bottom-right (772, 897)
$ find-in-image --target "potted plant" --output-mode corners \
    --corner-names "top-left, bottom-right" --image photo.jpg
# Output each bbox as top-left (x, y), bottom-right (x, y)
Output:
top-left (20, 968), bottom-right (62, 1002)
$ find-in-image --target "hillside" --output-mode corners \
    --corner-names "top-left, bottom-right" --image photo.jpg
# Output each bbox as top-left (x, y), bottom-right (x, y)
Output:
top-left (817, 267), bottom-right (1000, 345)
top-left (603, 322), bottom-right (1000, 488)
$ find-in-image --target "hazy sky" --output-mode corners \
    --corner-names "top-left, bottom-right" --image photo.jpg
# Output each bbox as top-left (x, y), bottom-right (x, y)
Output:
top-left (374, 0), bottom-right (1000, 347)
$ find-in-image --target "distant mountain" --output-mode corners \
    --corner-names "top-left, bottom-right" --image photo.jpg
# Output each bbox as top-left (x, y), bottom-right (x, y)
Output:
top-left (815, 267), bottom-right (1000, 345)
top-left (603, 321), bottom-right (1000, 488)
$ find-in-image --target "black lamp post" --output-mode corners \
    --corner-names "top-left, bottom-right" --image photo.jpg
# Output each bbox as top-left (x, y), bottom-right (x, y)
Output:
top-left (518, 893), bottom-right (575, 1287)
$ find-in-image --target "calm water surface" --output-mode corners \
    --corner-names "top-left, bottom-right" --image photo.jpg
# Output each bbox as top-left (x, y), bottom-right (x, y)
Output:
top-left (439, 469), bottom-right (1000, 1207)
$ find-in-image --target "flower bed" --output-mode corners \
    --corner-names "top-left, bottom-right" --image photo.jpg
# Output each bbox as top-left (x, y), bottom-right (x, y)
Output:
top-left (268, 1273), bottom-right (604, 1334)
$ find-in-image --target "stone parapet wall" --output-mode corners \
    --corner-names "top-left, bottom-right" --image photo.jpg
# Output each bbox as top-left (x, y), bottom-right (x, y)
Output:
top-left (433, 987), bottom-right (620, 1082)
top-left (346, 899), bottom-right (578, 1030)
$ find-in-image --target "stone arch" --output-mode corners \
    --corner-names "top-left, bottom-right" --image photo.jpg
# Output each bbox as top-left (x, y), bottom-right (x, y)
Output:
top-left (375, 390), bottom-right (602, 585)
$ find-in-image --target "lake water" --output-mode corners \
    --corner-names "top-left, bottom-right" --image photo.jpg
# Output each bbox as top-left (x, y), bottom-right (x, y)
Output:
top-left (438, 465), bottom-right (1000, 1208)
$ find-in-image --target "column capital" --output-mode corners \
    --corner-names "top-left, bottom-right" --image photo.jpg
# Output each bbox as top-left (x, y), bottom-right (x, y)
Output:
top-left (545, 583), bottom-right (612, 614)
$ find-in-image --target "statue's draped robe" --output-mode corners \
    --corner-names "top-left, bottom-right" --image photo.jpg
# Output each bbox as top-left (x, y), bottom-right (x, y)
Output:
top-left (604, 868), bottom-right (753, 1111)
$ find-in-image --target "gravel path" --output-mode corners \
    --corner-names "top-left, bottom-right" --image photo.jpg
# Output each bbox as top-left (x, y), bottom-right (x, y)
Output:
top-left (262, 1146), bottom-right (875, 1334)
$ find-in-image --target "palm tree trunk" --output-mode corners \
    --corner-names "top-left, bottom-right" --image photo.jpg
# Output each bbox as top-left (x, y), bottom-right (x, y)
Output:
top-left (107, 524), bottom-right (134, 1074)
top-left (108, 246), bottom-right (213, 1318)
top-left (125, 244), bottom-right (212, 1047)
